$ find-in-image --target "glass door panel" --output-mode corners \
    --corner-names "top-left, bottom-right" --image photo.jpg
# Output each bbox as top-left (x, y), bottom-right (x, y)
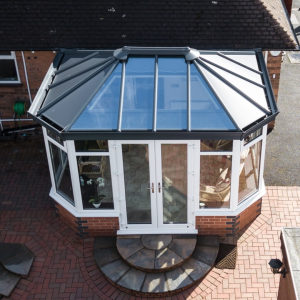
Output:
top-left (122, 143), bottom-right (153, 224)
top-left (161, 144), bottom-right (188, 224)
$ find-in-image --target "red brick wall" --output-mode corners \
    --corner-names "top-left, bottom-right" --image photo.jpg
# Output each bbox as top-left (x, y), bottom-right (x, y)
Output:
top-left (0, 51), bottom-right (55, 130)
top-left (196, 198), bottom-right (262, 237)
top-left (55, 202), bottom-right (120, 238)
top-left (283, 0), bottom-right (292, 16)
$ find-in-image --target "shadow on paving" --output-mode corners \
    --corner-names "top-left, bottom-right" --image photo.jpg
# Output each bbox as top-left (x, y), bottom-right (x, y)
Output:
top-left (264, 55), bottom-right (300, 186)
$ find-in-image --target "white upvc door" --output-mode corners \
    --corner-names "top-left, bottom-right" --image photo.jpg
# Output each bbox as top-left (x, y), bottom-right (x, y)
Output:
top-left (116, 140), bottom-right (196, 233)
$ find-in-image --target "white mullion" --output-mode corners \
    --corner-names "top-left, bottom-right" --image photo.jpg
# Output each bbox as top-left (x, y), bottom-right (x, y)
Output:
top-left (230, 140), bottom-right (241, 211)
top-left (241, 134), bottom-right (264, 151)
top-left (258, 125), bottom-right (267, 194)
top-left (193, 140), bottom-right (200, 217)
top-left (74, 151), bottom-right (109, 157)
top-left (66, 140), bottom-right (83, 212)
top-left (45, 135), bottom-right (67, 152)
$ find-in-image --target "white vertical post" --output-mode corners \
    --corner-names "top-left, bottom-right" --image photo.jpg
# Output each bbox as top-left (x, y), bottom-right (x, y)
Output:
top-left (230, 140), bottom-right (241, 211)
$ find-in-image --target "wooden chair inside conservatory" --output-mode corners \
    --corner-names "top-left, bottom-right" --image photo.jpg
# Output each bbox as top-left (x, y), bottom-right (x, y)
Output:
top-left (78, 156), bottom-right (107, 178)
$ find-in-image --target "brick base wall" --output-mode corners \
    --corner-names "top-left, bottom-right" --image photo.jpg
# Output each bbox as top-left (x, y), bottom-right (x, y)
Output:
top-left (196, 198), bottom-right (262, 237)
top-left (54, 202), bottom-right (119, 238)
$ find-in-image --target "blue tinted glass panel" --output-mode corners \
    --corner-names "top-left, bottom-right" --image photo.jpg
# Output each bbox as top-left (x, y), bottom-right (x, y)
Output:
top-left (122, 57), bottom-right (155, 130)
top-left (72, 63), bottom-right (122, 130)
top-left (190, 63), bottom-right (235, 130)
top-left (157, 57), bottom-right (187, 130)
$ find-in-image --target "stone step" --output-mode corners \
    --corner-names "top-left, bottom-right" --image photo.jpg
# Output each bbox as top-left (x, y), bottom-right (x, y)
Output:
top-left (116, 234), bottom-right (197, 272)
top-left (0, 243), bottom-right (35, 277)
top-left (94, 235), bottom-right (219, 297)
top-left (0, 264), bottom-right (20, 297)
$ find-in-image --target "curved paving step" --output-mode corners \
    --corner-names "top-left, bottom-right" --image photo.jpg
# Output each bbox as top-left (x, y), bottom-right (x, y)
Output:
top-left (116, 234), bottom-right (196, 272)
top-left (0, 243), bottom-right (34, 277)
top-left (94, 235), bottom-right (219, 297)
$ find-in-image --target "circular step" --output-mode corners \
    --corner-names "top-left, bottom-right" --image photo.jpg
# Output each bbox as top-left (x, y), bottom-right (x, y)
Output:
top-left (116, 234), bottom-right (196, 272)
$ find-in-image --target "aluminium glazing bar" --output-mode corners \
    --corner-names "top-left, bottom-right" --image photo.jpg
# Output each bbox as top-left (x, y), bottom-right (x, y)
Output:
top-left (37, 58), bottom-right (116, 116)
top-left (217, 52), bottom-right (263, 75)
top-left (198, 56), bottom-right (265, 88)
top-left (187, 61), bottom-right (191, 131)
top-left (117, 61), bottom-right (126, 132)
top-left (193, 61), bottom-right (241, 131)
top-left (54, 51), bottom-right (100, 74)
top-left (196, 58), bottom-right (270, 115)
top-left (153, 55), bottom-right (158, 132)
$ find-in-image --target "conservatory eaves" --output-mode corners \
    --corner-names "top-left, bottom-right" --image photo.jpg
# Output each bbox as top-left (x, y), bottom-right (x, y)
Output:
top-left (29, 47), bottom-right (278, 141)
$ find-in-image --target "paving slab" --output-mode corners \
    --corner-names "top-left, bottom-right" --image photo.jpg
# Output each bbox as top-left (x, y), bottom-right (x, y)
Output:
top-left (94, 247), bottom-right (120, 267)
top-left (141, 234), bottom-right (172, 250)
top-left (192, 245), bottom-right (219, 265)
top-left (127, 248), bottom-right (155, 270)
top-left (0, 264), bottom-right (20, 297)
top-left (0, 243), bottom-right (34, 276)
top-left (169, 238), bottom-right (196, 258)
top-left (142, 272), bottom-right (168, 293)
top-left (100, 259), bottom-right (130, 282)
top-left (166, 267), bottom-right (193, 291)
top-left (94, 236), bottom-right (116, 250)
top-left (181, 257), bottom-right (211, 282)
top-left (116, 238), bottom-right (144, 259)
top-left (117, 268), bottom-right (146, 291)
top-left (155, 247), bottom-right (183, 270)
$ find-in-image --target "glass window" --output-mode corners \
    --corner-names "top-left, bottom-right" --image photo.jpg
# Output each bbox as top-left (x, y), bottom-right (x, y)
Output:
top-left (47, 129), bottom-right (63, 145)
top-left (200, 140), bottom-right (233, 151)
top-left (190, 63), bottom-right (235, 130)
top-left (71, 63), bottom-right (122, 130)
top-left (77, 156), bottom-right (114, 210)
top-left (238, 141), bottom-right (262, 203)
top-left (157, 57), bottom-right (187, 130)
top-left (75, 140), bottom-right (108, 152)
top-left (244, 128), bottom-right (262, 145)
top-left (200, 155), bottom-right (231, 208)
top-left (122, 57), bottom-right (155, 130)
top-left (49, 142), bottom-right (74, 205)
top-left (0, 52), bottom-right (20, 83)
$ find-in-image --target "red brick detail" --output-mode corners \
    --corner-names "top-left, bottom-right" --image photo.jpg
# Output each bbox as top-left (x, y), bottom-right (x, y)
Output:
top-left (0, 51), bottom-right (55, 130)
top-left (196, 198), bottom-right (262, 237)
top-left (54, 202), bottom-right (120, 238)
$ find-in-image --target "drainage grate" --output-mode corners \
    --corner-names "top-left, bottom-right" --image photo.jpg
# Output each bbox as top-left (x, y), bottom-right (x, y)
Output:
top-left (215, 243), bottom-right (237, 269)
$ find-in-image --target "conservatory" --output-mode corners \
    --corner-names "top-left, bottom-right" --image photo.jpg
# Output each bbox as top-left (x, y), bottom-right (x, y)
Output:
top-left (29, 47), bottom-right (278, 235)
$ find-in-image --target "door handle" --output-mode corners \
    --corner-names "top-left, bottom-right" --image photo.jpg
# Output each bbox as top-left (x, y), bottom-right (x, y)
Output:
top-left (158, 182), bottom-right (163, 193)
top-left (146, 183), bottom-right (154, 193)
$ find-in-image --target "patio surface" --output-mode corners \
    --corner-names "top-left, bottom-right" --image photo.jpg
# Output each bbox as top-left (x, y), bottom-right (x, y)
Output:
top-left (0, 132), bottom-right (299, 299)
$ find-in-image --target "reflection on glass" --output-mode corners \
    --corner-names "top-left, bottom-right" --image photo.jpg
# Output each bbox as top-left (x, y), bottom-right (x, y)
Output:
top-left (123, 144), bottom-right (151, 224)
top-left (238, 141), bottom-right (262, 203)
top-left (47, 129), bottom-right (63, 145)
top-left (49, 142), bottom-right (74, 205)
top-left (0, 59), bottom-right (18, 81)
top-left (77, 156), bottom-right (113, 209)
top-left (201, 140), bottom-right (233, 151)
top-left (200, 155), bottom-right (231, 208)
top-left (72, 63), bottom-right (122, 130)
top-left (244, 128), bottom-right (262, 145)
top-left (74, 140), bottom-right (108, 152)
top-left (161, 144), bottom-right (187, 224)
top-left (157, 57), bottom-right (187, 130)
top-left (122, 57), bottom-right (155, 130)
top-left (190, 63), bottom-right (235, 130)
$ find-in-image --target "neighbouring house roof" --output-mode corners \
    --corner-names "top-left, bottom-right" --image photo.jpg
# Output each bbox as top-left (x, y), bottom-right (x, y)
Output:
top-left (0, 0), bottom-right (298, 50)
top-left (28, 47), bottom-right (278, 141)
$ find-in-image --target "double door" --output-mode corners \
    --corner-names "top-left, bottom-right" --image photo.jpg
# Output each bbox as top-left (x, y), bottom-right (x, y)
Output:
top-left (115, 141), bottom-right (195, 233)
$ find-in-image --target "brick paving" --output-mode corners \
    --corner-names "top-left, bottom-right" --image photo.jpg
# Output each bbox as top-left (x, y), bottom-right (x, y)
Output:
top-left (0, 133), bottom-right (298, 299)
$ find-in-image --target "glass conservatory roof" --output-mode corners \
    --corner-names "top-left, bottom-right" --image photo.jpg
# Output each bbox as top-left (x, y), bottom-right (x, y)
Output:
top-left (30, 47), bottom-right (278, 140)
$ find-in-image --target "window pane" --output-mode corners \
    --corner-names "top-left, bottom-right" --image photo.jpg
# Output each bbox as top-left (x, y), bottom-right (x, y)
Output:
top-left (0, 60), bottom-right (18, 81)
top-left (190, 63), bottom-right (235, 130)
top-left (238, 141), bottom-right (262, 203)
top-left (122, 57), bottom-right (155, 130)
top-left (75, 140), bottom-right (108, 152)
top-left (244, 128), bottom-right (262, 145)
top-left (49, 142), bottom-right (74, 205)
top-left (157, 57), bottom-right (187, 130)
top-left (47, 129), bottom-right (63, 145)
top-left (72, 63), bottom-right (122, 130)
top-left (0, 51), bottom-right (12, 55)
top-left (201, 140), bottom-right (233, 151)
top-left (200, 155), bottom-right (231, 208)
top-left (77, 156), bottom-right (114, 210)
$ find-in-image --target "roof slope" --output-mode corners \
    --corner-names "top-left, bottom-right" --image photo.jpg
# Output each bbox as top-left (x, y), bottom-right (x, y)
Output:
top-left (0, 0), bottom-right (298, 50)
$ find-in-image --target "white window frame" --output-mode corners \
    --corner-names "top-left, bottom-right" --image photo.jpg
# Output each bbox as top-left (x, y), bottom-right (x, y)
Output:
top-left (0, 51), bottom-right (21, 84)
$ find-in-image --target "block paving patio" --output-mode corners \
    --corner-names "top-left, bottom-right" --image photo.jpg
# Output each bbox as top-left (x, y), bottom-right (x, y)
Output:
top-left (0, 132), bottom-right (297, 299)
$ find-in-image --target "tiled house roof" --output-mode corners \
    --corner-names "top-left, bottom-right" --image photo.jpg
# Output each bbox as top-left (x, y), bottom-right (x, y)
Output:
top-left (0, 0), bottom-right (298, 50)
